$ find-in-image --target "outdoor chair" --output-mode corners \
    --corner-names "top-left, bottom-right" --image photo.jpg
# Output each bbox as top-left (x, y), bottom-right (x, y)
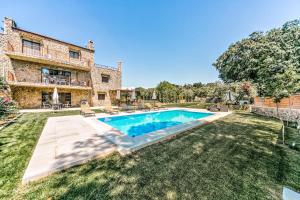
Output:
top-left (41, 102), bottom-right (51, 109)
top-left (64, 101), bottom-right (71, 108)
top-left (80, 102), bottom-right (95, 117)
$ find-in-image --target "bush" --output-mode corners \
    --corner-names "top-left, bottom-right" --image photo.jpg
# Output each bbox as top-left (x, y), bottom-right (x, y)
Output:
top-left (0, 97), bottom-right (18, 119)
top-left (0, 77), bottom-right (8, 90)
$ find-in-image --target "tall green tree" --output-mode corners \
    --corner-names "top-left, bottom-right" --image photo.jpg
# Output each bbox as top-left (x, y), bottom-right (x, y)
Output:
top-left (156, 81), bottom-right (179, 103)
top-left (213, 19), bottom-right (300, 110)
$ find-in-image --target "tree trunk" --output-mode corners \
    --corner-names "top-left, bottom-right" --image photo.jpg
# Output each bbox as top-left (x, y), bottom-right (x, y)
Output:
top-left (287, 97), bottom-right (292, 126)
top-left (281, 118), bottom-right (285, 144)
top-left (276, 102), bottom-right (279, 118)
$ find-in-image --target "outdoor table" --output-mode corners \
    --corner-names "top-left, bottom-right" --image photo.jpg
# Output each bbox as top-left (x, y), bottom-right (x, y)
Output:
top-left (52, 103), bottom-right (63, 110)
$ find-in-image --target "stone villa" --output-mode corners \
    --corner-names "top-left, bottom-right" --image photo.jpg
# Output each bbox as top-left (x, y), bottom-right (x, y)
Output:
top-left (0, 17), bottom-right (122, 108)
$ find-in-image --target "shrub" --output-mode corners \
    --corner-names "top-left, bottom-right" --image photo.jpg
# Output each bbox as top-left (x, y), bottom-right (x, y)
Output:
top-left (0, 77), bottom-right (8, 90)
top-left (0, 97), bottom-right (18, 119)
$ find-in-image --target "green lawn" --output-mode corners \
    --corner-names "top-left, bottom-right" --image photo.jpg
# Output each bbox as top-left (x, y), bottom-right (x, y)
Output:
top-left (1, 111), bottom-right (300, 199)
top-left (285, 127), bottom-right (300, 151)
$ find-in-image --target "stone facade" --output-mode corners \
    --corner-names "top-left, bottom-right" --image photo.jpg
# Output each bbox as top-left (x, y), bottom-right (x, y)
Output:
top-left (10, 59), bottom-right (91, 85)
top-left (11, 87), bottom-right (91, 108)
top-left (91, 63), bottom-right (122, 106)
top-left (0, 17), bottom-right (122, 108)
top-left (251, 106), bottom-right (300, 122)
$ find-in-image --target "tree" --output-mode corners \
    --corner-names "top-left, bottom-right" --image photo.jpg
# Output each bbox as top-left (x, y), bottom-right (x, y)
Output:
top-left (213, 19), bottom-right (300, 112)
top-left (0, 77), bottom-right (18, 119)
top-left (135, 87), bottom-right (147, 100)
top-left (193, 82), bottom-right (203, 88)
top-left (232, 82), bottom-right (257, 103)
top-left (182, 88), bottom-right (194, 102)
top-left (156, 81), bottom-right (179, 103)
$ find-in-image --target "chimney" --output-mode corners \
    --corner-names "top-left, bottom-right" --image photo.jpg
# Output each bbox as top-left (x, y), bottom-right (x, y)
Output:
top-left (117, 60), bottom-right (123, 71)
top-left (87, 40), bottom-right (94, 51)
top-left (3, 17), bottom-right (16, 34)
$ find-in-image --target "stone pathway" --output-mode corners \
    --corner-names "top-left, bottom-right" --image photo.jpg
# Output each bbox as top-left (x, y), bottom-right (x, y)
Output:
top-left (22, 115), bottom-right (116, 184)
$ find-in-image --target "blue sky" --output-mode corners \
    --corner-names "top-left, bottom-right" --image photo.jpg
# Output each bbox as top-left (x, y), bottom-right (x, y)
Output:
top-left (1, 0), bottom-right (300, 88)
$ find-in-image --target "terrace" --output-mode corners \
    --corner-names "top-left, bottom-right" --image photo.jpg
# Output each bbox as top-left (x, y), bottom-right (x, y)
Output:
top-left (4, 42), bottom-right (92, 71)
top-left (7, 81), bottom-right (92, 90)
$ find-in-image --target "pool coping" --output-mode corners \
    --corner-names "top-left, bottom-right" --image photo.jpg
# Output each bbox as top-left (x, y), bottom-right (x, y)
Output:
top-left (85, 108), bottom-right (231, 155)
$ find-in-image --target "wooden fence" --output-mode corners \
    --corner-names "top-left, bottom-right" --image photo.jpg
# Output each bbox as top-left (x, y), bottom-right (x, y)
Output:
top-left (254, 94), bottom-right (300, 109)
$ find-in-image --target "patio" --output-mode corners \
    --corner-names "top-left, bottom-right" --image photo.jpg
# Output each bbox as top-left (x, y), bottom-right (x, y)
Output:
top-left (19, 106), bottom-right (104, 113)
top-left (22, 114), bottom-right (117, 184)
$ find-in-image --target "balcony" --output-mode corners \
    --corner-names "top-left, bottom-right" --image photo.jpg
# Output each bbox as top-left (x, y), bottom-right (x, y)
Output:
top-left (7, 78), bottom-right (92, 91)
top-left (95, 63), bottom-right (119, 71)
top-left (42, 74), bottom-right (91, 87)
top-left (4, 43), bottom-right (92, 71)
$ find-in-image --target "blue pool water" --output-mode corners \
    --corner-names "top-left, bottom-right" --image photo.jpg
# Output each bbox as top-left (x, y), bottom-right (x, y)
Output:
top-left (98, 110), bottom-right (213, 137)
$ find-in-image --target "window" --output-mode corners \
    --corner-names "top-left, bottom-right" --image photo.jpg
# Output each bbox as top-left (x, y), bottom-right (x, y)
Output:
top-left (22, 39), bottom-right (40, 54)
top-left (41, 92), bottom-right (52, 104)
top-left (42, 92), bottom-right (71, 105)
top-left (69, 50), bottom-right (80, 59)
top-left (41, 67), bottom-right (71, 85)
top-left (101, 74), bottom-right (110, 83)
top-left (59, 93), bottom-right (71, 104)
top-left (98, 93), bottom-right (106, 100)
top-left (42, 68), bottom-right (49, 75)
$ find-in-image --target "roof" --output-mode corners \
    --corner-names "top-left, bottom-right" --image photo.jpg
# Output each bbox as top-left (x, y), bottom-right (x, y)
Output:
top-left (12, 27), bottom-right (94, 52)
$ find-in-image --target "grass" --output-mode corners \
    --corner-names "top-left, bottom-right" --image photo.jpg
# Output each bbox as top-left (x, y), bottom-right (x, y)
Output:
top-left (285, 127), bottom-right (300, 151)
top-left (1, 111), bottom-right (300, 199)
top-left (0, 110), bottom-right (102, 199)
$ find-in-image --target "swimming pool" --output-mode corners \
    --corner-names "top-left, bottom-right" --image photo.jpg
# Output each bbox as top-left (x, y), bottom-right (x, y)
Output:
top-left (98, 110), bottom-right (213, 137)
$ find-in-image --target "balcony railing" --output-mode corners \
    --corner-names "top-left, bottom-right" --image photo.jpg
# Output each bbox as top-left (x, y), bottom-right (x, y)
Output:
top-left (7, 81), bottom-right (92, 90)
top-left (5, 42), bottom-right (91, 69)
top-left (42, 75), bottom-right (90, 87)
top-left (95, 63), bottom-right (118, 71)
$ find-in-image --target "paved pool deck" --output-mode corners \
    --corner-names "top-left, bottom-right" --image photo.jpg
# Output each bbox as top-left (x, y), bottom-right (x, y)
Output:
top-left (22, 115), bottom-right (117, 184)
top-left (22, 108), bottom-right (230, 184)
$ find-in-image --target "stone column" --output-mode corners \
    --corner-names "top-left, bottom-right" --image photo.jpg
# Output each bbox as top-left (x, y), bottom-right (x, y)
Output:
top-left (116, 61), bottom-right (122, 89)
top-left (86, 40), bottom-right (94, 51)
top-left (3, 17), bottom-right (15, 34)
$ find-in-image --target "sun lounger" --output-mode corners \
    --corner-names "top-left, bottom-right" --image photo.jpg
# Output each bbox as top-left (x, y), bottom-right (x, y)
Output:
top-left (143, 103), bottom-right (153, 111)
top-left (207, 104), bottom-right (219, 112)
top-left (137, 103), bottom-right (145, 110)
top-left (154, 102), bottom-right (167, 110)
top-left (80, 102), bottom-right (95, 117)
top-left (121, 104), bottom-right (135, 113)
top-left (207, 104), bottom-right (229, 112)
top-left (104, 105), bottom-right (119, 115)
top-left (219, 105), bottom-right (229, 112)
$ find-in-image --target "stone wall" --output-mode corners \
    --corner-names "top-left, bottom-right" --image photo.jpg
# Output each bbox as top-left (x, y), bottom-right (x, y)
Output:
top-left (91, 64), bottom-right (122, 106)
top-left (251, 106), bottom-right (300, 122)
top-left (0, 32), bottom-right (12, 79)
top-left (11, 87), bottom-right (91, 108)
top-left (2, 18), bottom-right (94, 70)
